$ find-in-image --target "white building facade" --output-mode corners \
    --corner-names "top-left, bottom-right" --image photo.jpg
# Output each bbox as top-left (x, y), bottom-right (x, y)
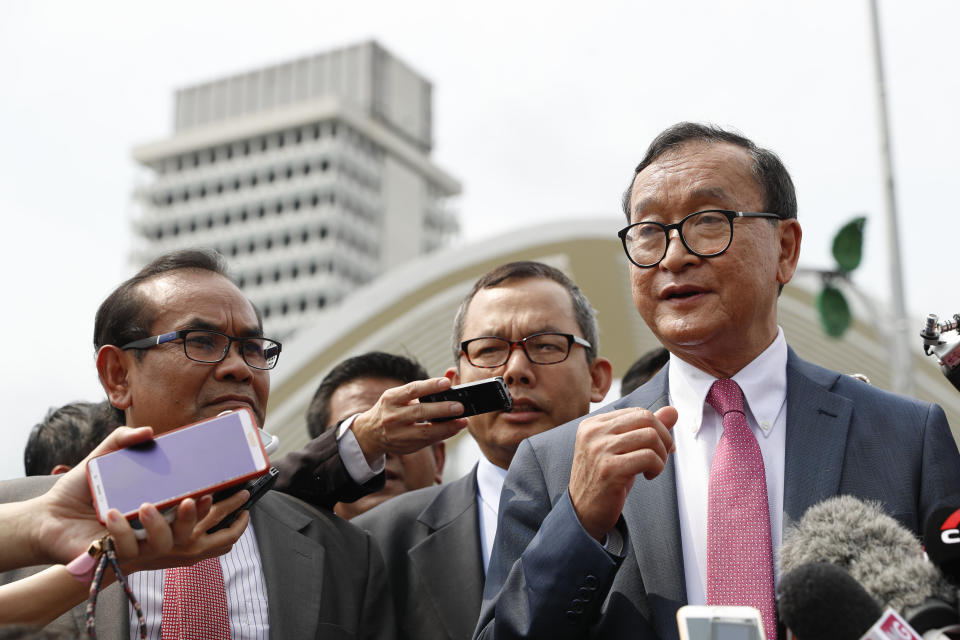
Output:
top-left (130, 41), bottom-right (461, 338)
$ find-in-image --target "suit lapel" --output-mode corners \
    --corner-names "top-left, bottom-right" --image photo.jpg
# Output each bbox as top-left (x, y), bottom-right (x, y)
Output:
top-left (782, 350), bottom-right (852, 525)
top-left (409, 469), bottom-right (485, 640)
top-left (252, 492), bottom-right (325, 640)
top-left (622, 370), bottom-right (687, 640)
top-left (617, 351), bottom-right (852, 639)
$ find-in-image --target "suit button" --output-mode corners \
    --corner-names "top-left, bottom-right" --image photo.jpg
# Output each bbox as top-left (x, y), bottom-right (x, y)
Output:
top-left (566, 610), bottom-right (579, 623)
top-left (584, 575), bottom-right (598, 589)
top-left (571, 598), bottom-right (584, 614)
top-left (578, 587), bottom-right (591, 601)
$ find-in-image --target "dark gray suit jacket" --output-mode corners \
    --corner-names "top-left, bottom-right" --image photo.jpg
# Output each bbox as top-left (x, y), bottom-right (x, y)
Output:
top-left (354, 468), bottom-right (485, 640)
top-left (0, 476), bottom-right (395, 640)
top-left (474, 350), bottom-right (960, 640)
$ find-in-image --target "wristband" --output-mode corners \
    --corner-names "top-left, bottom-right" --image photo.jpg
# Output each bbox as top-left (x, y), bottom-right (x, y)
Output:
top-left (66, 536), bottom-right (108, 584)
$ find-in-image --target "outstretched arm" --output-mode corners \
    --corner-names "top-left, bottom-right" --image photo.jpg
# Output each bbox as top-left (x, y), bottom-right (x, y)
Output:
top-left (274, 376), bottom-right (468, 508)
top-left (0, 493), bottom-right (247, 628)
top-left (0, 425), bottom-right (250, 626)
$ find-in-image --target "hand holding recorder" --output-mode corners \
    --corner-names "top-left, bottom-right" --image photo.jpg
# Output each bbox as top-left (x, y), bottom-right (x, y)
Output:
top-left (350, 376), bottom-right (477, 464)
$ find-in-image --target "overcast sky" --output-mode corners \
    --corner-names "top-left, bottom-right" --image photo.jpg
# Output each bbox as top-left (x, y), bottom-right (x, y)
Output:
top-left (1, 0), bottom-right (957, 479)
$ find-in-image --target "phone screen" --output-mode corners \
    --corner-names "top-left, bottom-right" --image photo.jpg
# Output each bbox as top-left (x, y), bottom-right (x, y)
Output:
top-left (88, 410), bottom-right (266, 517)
top-left (682, 619), bottom-right (762, 640)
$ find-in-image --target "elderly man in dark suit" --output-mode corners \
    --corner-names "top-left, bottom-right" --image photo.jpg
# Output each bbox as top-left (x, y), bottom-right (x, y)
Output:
top-left (474, 123), bottom-right (960, 640)
top-left (1, 249), bottom-right (396, 638)
top-left (354, 261), bottom-right (613, 640)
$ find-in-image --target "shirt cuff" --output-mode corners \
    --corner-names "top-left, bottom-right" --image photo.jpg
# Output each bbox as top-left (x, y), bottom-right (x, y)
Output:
top-left (602, 526), bottom-right (624, 556)
top-left (336, 413), bottom-right (386, 484)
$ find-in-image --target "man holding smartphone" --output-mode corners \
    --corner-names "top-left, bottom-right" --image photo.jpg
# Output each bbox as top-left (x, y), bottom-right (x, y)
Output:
top-left (353, 261), bottom-right (613, 640)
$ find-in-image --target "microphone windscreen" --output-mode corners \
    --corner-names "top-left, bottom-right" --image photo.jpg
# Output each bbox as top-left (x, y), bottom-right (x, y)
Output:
top-left (777, 562), bottom-right (882, 640)
top-left (779, 495), bottom-right (956, 612)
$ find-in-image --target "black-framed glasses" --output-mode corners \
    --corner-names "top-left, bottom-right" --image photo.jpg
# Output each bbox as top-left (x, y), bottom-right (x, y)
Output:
top-left (460, 331), bottom-right (592, 368)
top-left (121, 330), bottom-right (282, 370)
top-left (618, 209), bottom-right (782, 268)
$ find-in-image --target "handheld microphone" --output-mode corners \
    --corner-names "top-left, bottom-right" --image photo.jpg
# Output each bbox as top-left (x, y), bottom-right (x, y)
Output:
top-left (777, 562), bottom-right (882, 640)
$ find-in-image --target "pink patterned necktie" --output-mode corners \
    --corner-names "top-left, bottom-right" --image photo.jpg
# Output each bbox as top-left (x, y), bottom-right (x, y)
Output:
top-left (160, 557), bottom-right (232, 640)
top-left (706, 379), bottom-right (776, 639)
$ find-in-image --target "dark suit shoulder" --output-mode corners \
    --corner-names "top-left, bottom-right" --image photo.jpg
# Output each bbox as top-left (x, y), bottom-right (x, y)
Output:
top-left (354, 472), bottom-right (477, 548)
top-left (354, 471), bottom-right (484, 640)
top-left (790, 353), bottom-right (941, 426)
top-left (251, 489), bottom-right (396, 638)
top-left (255, 489), bottom-right (375, 558)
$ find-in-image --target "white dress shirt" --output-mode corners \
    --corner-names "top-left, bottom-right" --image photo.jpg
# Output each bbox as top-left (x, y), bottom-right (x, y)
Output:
top-left (128, 522), bottom-right (270, 639)
top-left (476, 456), bottom-right (508, 574)
top-left (670, 327), bottom-right (788, 606)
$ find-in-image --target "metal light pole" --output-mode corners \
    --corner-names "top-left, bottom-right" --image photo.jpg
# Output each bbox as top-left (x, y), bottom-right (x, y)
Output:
top-left (868, 0), bottom-right (913, 395)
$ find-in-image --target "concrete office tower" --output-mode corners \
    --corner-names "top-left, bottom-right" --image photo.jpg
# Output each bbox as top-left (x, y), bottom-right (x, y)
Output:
top-left (130, 41), bottom-right (461, 338)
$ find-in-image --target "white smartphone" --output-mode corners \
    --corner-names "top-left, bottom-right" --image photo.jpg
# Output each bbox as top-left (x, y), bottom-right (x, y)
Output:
top-left (677, 606), bottom-right (767, 640)
top-left (86, 408), bottom-right (269, 524)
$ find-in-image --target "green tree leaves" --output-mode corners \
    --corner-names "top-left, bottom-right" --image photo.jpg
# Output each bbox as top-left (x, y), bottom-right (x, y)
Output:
top-left (816, 216), bottom-right (867, 338)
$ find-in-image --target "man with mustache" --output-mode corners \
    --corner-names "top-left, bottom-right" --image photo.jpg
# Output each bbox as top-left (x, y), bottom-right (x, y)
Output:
top-left (354, 261), bottom-right (613, 640)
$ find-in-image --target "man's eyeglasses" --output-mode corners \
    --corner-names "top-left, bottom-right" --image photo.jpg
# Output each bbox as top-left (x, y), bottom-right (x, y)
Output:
top-left (460, 332), bottom-right (592, 368)
top-left (121, 330), bottom-right (282, 370)
top-left (617, 209), bottom-right (782, 268)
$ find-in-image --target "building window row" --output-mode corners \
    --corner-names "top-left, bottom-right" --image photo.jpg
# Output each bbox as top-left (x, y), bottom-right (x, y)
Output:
top-left (162, 121), bottom-right (382, 175)
top-left (145, 188), bottom-right (380, 241)
top-left (153, 158), bottom-right (331, 206)
top-left (239, 260), bottom-right (368, 313)
top-left (152, 153), bottom-right (379, 208)
top-left (168, 123), bottom-right (338, 173)
top-left (261, 293), bottom-right (328, 320)
top-left (144, 187), bottom-right (379, 240)
top-left (237, 258), bottom-right (338, 290)
top-left (204, 224), bottom-right (331, 260)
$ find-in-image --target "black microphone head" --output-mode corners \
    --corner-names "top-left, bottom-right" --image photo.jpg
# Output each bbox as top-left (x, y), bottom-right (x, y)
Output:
top-left (780, 495), bottom-right (956, 613)
top-left (777, 562), bottom-right (882, 640)
top-left (925, 506), bottom-right (960, 587)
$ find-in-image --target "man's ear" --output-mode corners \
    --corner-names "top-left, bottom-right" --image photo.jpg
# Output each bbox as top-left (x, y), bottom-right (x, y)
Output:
top-left (588, 357), bottom-right (614, 403)
top-left (432, 441), bottom-right (446, 484)
top-left (776, 219), bottom-right (802, 286)
top-left (96, 345), bottom-right (134, 411)
top-left (444, 367), bottom-right (459, 386)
